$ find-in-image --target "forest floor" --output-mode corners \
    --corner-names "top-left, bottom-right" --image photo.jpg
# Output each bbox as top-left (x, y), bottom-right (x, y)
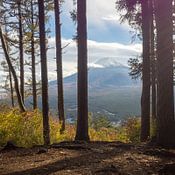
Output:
top-left (0, 141), bottom-right (175, 175)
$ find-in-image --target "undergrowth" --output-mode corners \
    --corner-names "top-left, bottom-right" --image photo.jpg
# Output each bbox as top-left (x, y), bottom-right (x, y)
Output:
top-left (0, 105), bottom-right (141, 147)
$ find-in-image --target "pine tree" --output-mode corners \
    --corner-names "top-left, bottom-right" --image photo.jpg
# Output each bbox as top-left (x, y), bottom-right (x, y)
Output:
top-left (54, 0), bottom-right (65, 133)
top-left (75, 0), bottom-right (90, 141)
top-left (150, 0), bottom-right (157, 130)
top-left (140, 0), bottom-right (151, 141)
top-left (17, 0), bottom-right (25, 103)
top-left (38, 0), bottom-right (50, 145)
top-left (0, 26), bottom-right (26, 112)
top-left (155, 0), bottom-right (175, 147)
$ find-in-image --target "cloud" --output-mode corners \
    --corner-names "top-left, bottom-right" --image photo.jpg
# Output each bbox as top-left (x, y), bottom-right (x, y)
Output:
top-left (0, 37), bottom-right (141, 85)
top-left (62, 0), bottom-right (130, 32)
top-left (46, 37), bottom-right (141, 80)
top-left (0, 0), bottom-right (141, 92)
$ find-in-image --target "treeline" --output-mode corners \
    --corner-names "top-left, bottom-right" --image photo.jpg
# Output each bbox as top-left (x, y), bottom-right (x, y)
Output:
top-left (117, 0), bottom-right (175, 147)
top-left (0, 0), bottom-right (65, 145)
top-left (0, 0), bottom-right (88, 145)
top-left (0, 0), bottom-right (175, 148)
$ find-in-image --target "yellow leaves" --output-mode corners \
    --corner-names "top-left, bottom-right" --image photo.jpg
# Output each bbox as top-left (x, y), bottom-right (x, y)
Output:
top-left (0, 108), bottom-right (73, 147)
top-left (0, 107), bottom-right (141, 147)
top-left (122, 117), bottom-right (141, 143)
top-left (0, 109), bottom-right (42, 147)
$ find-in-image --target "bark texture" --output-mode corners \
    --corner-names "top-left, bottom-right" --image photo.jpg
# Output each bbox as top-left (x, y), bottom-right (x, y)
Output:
top-left (75, 0), bottom-right (90, 141)
top-left (54, 0), bottom-right (65, 133)
top-left (38, 0), bottom-right (50, 145)
top-left (140, 0), bottom-right (151, 141)
top-left (155, 0), bottom-right (175, 147)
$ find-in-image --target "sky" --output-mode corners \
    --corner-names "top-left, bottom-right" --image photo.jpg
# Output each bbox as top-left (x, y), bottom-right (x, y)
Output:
top-left (45, 0), bottom-right (142, 80)
top-left (0, 0), bottom-right (142, 83)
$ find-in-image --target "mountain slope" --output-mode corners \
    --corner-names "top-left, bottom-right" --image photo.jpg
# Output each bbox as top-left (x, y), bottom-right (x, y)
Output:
top-left (49, 58), bottom-right (141, 121)
top-left (62, 58), bottom-right (140, 88)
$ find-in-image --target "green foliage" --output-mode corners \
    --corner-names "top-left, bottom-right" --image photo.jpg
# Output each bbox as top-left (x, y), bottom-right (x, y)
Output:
top-left (89, 114), bottom-right (112, 131)
top-left (0, 109), bottom-right (42, 147)
top-left (89, 114), bottom-right (130, 142)
top-left (128, 57), bottom-right (142, 80)
top-left (89, 127), bottom-right (118, 141)
top-left (121, 117), bottom-right (141, 143)
top-left (0, 107), bottom-right (68, 147)
top-left (0, 106), bottom-right (142, 147)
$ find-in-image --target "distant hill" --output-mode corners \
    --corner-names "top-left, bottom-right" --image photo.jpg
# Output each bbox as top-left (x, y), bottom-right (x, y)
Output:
top-left (50, 57), bottom-right (140, 88)
top-left (48, 58), bottom-right (141, 122)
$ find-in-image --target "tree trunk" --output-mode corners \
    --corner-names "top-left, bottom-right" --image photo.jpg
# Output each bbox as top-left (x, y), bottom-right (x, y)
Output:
top-left (155, 0), bottom-right (175, 147)
top-left (9, 69), bottom-right (14, 107)
top-left (5, 22), bottom-right (14, 108)
top-left (18, 1), bottom-right (24, 103)
top-left (0, 26), bottom-right (26, 112)
top-left (75, 0), bottom-right (89, 141)
top-left (150, 0), bottom-right (157, 121)
top-left (38, 0), bottom-right (50, 145)
top-left (54, 0), bottom-right (65, 133)
top-left (31, 0), bottom-right (37, 110)
top-left (140, 0), bottom-right (151, 142)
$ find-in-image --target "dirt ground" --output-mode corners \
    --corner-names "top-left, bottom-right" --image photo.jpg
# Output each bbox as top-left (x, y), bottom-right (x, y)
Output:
top-left (0, 141), bottom-right (175, 175)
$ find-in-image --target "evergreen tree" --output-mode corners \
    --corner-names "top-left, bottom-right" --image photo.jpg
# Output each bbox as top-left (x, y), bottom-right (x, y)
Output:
top-left (54, 0), bottom-right (65, 133)
top-left (17, 0), bottom-right (25, 103)
top-left (155, 0), bottom-right (175, 147)
top-left (75, 0), bottom-right (90, 141)
top-left (0, 26), bottom-right (26, 112)
top-left (140, 0), bottom-right (151, 141)
top-left (38, 0), bottom-right (50, 145)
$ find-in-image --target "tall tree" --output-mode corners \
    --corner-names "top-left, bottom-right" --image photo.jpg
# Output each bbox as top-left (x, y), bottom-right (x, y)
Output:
top-left (0, 61), bottom-right (15, 107)
top-left (0, 26), bottom-right (26, 112)
top-left (30, 0), bottom-right (37, 109)
top-left (75, 0), bottom-right (89, 141)
top-left (54, 0), bottom-right (65, 133)
top-left (116, 0), bottom-right (151, 141)
top-left (140, 0), bottom-right (151, 141)
top-left (4, 20), bottom-right (15, 108)
top-left (17, 0), bottom-right (25, 103)
top-left (155, 0), bottom-right (175, 147)
top-left (9, 69), bottom-right (14, 107)
top-left (38, 0), bottom-right (50, 145)
top-left (150, 0), bottom-right (157, 121)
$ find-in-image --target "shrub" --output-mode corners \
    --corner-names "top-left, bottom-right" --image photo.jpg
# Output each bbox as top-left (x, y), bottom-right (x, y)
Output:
top-left (121, 117), bottom-right (141, 143)
top-left (89, 114), bottom-right (113, 131)
top-left (0, 105), bottom-right (141, 147)
top-left (0, 108), bottom-right (71, 147)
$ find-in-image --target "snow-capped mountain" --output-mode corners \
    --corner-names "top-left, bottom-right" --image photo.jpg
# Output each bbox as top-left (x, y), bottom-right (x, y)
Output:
top-left (59, 57), bottom-right (139, 88)
top-left (48, 57), bottom-right (141, 119)
top-left (93, 57), bottom-right (126, 68)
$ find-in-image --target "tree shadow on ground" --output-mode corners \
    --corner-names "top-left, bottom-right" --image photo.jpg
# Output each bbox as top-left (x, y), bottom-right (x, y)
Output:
top-left (5, 142), bottom-right (132, 175)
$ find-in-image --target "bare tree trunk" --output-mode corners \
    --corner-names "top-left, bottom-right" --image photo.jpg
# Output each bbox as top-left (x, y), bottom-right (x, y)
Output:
top-left (150, 0), bottom-right (157, 120)
top-left (54, 0), bottom-right (65, 133)
top-left (155, 0), bottom-right (175, 147)
top-left (38, 0), bottom-right (50, 145)
top-left (4, 21), bottom-right (14, 108)
top-left (18, 1), bottom-right (24, 103)
top-left (75, 0), bottom-right (90, 141)
top-left (140, 0), bottom-right (151, 142)
top-left (31, 0), bottom-right (37, 110)
top-left (9, 69), bottom-right (14, 107)
top-left (0, 26), bottom-right (26, 112)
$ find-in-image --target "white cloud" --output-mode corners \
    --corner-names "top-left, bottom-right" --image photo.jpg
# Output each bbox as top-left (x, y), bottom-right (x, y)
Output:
top-left (0, 37), bottom-right (141, 85)
top-left (62, 0), bottom-right (130, 31)
top-left (88, 63), bottom-right (104, 68)
top-left (46, 37), bottom-right (141, 80)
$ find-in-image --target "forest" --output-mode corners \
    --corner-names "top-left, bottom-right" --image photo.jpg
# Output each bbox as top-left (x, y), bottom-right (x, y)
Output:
top-left (0, 0), bottom-right (175, 174)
